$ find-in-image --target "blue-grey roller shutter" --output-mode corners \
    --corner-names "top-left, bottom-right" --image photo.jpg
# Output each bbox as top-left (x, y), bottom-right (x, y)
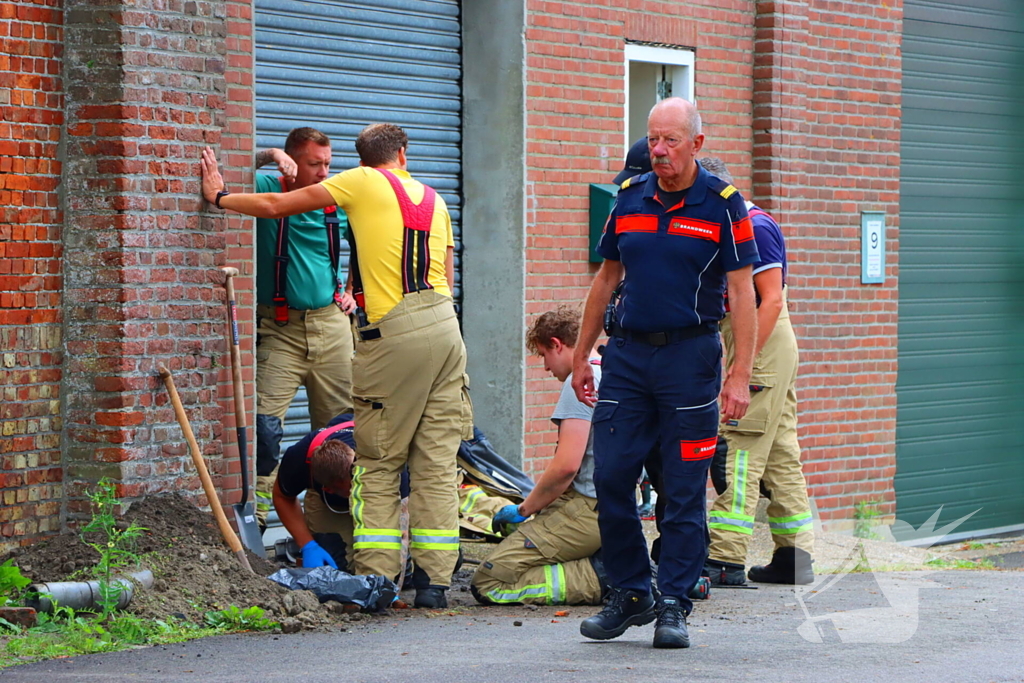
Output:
top-left (896, 0), bottom-right (1024, 539)
top-left (253, 0), bottom-right (462, 452)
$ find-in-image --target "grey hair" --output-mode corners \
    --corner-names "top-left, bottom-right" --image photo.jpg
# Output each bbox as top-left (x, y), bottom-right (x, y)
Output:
top-left (698, 157), bottom-right (733, 184)
top-left (649, 97), bottom-right (702, 138)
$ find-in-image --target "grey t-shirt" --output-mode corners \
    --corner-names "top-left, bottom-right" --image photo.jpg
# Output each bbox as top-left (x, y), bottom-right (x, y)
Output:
top-left (551, 362), bottom-right (602, 499)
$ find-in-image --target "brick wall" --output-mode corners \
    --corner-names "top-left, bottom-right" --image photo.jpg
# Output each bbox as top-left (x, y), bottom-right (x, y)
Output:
top-left (522, 0), bottom-right (901, 526)
top-left (752, 0), bottom-right (902, 524)
top-left (58, 0), bottom-right (245, 524)
top-left (0, 0), bottom-right (65, 550)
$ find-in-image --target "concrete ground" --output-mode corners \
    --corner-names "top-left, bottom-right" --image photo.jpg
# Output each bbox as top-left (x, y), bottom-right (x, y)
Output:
top-left (4, 568), bottom-right (1023, 683)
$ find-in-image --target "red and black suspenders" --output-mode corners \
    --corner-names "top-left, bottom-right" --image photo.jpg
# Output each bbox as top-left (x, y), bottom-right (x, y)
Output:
top-left (348, 168), bottom-right (437, 317)
top-left (271, 176), bottom-right (344, 326)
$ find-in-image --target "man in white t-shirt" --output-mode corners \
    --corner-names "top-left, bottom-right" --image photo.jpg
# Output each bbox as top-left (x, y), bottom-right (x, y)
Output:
top-left (471, 307), bottom-right (608, 606)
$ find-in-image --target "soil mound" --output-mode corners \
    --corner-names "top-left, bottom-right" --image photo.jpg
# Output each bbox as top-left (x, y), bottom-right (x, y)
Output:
top-left (0, 494), bottom-right (361, 631)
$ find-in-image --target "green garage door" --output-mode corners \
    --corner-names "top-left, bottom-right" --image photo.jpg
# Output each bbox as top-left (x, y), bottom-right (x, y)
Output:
top-left (896, 0), bottom-right (1024, 539)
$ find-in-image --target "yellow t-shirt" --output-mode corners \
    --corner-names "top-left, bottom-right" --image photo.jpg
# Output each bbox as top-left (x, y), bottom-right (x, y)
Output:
top-left (320, 167), bottom-right (454, 323)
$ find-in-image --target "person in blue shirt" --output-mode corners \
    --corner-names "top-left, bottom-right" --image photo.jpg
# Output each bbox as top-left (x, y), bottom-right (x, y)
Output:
top-left (698, 157), bottom-right (815, 587)
top-left (572, 98), bottom-right (759, 649)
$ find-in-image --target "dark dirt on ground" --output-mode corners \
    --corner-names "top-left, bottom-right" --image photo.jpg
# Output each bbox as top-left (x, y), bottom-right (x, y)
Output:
top-left (0, 494), bottom-right (395, 633)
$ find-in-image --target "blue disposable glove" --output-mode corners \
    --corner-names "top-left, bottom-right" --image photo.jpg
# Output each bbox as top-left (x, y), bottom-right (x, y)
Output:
top-left (301, 539), bottom-right (338, 569)
top-left (493, 504), bottom-right (529, 526)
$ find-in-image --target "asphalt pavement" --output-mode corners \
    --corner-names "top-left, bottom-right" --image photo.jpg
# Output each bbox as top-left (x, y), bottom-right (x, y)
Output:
top-left (3, 570), bottom-right (1022, 683)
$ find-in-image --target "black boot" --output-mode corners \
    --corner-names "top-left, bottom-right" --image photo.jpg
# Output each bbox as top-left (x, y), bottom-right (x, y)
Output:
top-left (748, 547), bottom-right (815, 585)
top-left (414, 585), bottom-right (448, 608)
top-left (652, 595), bottom-right (689, 649)
top-left (703, 559), bottom-right (747, 586)
top-left (579, 588), bottom-right (655, 640)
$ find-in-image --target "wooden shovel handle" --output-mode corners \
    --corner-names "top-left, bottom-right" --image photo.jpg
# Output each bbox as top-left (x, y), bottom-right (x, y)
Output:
top-left (158, 363), bottom-right (253, 573)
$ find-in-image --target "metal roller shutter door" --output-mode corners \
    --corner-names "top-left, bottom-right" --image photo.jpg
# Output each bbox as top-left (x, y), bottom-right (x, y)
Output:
top-left (896, 0), bottom-right (1024, 538)
top-left (253, 0), bottom-right (462, 451)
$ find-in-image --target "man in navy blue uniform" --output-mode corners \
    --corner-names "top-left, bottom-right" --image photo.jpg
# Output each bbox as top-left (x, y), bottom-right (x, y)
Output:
top-left (573, 98), bottom-right (759, 649)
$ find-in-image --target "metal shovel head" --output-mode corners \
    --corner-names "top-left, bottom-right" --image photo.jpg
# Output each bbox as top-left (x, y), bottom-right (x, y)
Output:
top-left (232, 501), bottom-right (264, 555)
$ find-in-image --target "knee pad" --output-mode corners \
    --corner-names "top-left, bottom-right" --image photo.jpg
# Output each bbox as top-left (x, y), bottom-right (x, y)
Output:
top-left (255, 414), bottom-right (283, 477)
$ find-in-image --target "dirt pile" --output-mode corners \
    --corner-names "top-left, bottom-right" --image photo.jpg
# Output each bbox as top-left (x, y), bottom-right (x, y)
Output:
top-left (0, 494), bottom-right (370, 632)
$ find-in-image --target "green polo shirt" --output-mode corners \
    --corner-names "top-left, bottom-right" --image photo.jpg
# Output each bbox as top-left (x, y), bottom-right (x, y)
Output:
top-left (255, 174), bottom-right (347, 311)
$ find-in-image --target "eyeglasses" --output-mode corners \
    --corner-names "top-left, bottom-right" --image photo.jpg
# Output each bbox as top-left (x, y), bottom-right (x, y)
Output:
top-left (647, 136), bottom-right (683, 149)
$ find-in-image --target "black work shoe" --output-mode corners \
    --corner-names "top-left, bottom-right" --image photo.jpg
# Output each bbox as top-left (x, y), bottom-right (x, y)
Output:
top-left (414, 586), bottom-right (448, 609)
top-left (748, 547), bottom-right (815, 585)
top-left (652, 595), bottom-right (690, 649)
top-left (703, 559), bottom-right (747, 586)
top-left (579, 588), bottom-right (655, 640)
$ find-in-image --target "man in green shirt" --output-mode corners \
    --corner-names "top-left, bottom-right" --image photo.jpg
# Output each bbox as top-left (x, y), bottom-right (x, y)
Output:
top-left (250, 127), bottom-right (355, 529)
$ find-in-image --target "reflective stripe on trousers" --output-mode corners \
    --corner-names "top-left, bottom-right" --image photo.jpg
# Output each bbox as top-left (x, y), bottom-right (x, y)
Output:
top-left (485, 563), bottom-right (567, 605)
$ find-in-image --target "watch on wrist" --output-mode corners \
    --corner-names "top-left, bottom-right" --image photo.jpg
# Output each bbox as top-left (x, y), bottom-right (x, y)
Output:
top-left (215, 190), bottom-right (231, 208)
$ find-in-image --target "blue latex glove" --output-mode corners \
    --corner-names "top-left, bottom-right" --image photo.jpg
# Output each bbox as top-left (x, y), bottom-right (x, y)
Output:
top-left (493, 504), bottom-right (528, 526)
top-left (301, 539), bottom-right (338, 569)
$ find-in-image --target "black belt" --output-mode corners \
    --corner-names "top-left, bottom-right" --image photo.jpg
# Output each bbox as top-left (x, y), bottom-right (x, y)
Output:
top-left (611, 322), bottom-right (718, 346)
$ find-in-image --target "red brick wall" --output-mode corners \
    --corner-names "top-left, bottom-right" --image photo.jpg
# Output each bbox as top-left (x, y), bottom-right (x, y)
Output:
top-left (0, 0), bottom-right (65, 550)
top-left (523, 0), bottom-right (901, 525)
top-left (752, 0), bottom-right (902, 523)
top-left (214, 0), bottom-right (257, 510)
top-left (57, 0), bottom-right (248, 524)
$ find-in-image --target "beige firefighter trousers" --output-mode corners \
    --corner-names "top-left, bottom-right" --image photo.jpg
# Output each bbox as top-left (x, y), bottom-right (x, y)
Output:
top-left (457, 473), bottom-right (514, 537)
top-left (253, 303), bottom-right (354, 526)
top-left (471, 489), bottom-right (603, 605)
top-left (349, 290), bottom-right (473, 587)
top-left (709, 296), bottom-right (814, 565)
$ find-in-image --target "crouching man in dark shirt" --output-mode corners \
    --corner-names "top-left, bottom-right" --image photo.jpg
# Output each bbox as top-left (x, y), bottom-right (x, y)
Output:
top-left (273, 414), bottom-right (360, 570)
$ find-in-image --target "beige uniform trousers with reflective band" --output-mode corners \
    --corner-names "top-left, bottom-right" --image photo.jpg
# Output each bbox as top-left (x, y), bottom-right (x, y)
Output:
top-left (253, 303), bottom-right (354, 526)
top-left (303, 491), bottom-right (355, 569)
top-left (471, 489), bottom-right (603, 605)
top-left (349, 290), bottom-right (472, 587)
top-left (709, 295), bottom-right (814, 565)
top-left (458, 472), bottom-right (515, 536)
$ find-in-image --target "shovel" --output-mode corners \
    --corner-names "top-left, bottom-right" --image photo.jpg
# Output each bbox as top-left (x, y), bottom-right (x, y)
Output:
top-left (158, 363), bottom-right (253, 574)
top-left (220, 267), bottom-right (265, 554)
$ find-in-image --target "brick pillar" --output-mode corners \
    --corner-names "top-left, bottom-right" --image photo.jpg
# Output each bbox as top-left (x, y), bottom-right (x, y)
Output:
top-left (0, 0), bottom-right (65, 550)
top-left (752, 0), bottom-right (902, 526)
top-left (60, 0), bottom-right (240, 522)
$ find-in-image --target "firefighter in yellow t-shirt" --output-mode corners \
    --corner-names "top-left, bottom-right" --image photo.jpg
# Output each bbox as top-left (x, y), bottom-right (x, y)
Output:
top-left (201, 124), bottom-right (472, 609)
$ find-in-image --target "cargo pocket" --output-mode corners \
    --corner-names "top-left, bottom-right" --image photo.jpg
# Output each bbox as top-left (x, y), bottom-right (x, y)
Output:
top-left (460, 373), bottom-right (475, 440)
top-left (524, 496), bottom-right (587, 559)
top-left (720, 371), bottom-right (775, 436)
top-left (676, 402), bottom-right (719, 473)
top-left (591, 400), bottom-right (618, 435)
top-left (353, 395), bottom-right (388, 459)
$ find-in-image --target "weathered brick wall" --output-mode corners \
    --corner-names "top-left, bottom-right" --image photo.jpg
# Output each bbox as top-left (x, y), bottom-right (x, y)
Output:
top-left (522, 0), bottom-right (757, 474)
top-left (752, 0), bottom-right (902, 523)
top-left (59, 0), bottom-right (243, 523)
top-left (0, 0), bottom-right (65, 549)
top-left (212, 0), bottom-right (256, 508)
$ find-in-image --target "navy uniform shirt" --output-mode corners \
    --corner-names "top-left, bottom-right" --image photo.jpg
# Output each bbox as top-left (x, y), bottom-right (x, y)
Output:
top-left (598, 162), bottom-right (759, 332)
top-left (748, 203), bottom-right (787, 283)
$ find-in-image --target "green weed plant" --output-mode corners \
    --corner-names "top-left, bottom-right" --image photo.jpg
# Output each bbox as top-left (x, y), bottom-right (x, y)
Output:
top-left (204, 605), bottom-right (278, 631)
top-left (79, 479), bottom-right (147, 618)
